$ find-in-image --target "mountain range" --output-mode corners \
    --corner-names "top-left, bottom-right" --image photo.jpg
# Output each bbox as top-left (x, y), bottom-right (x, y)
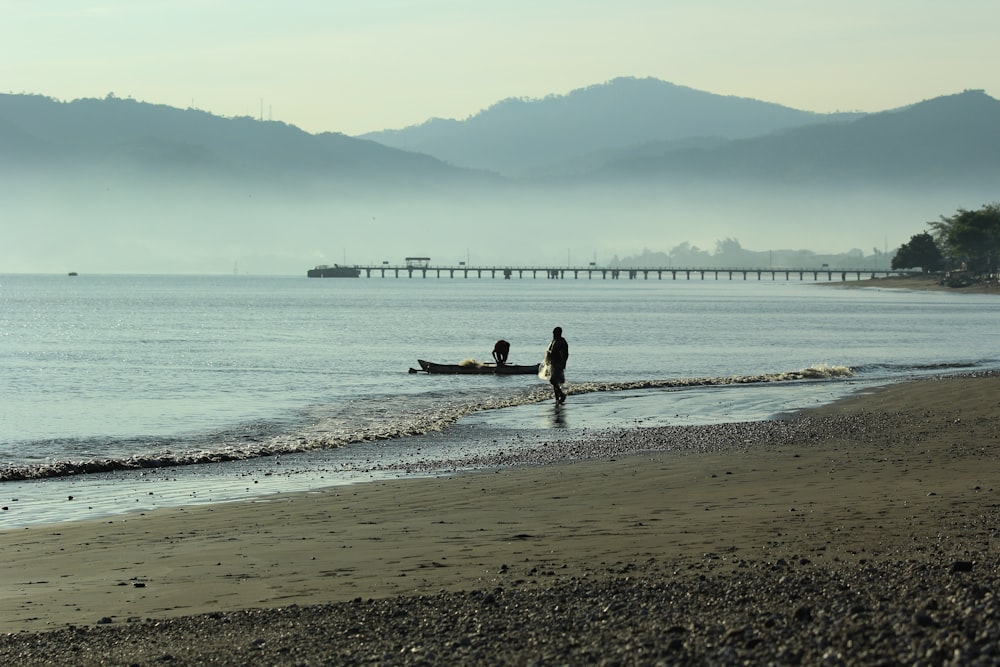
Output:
top-left (3, 78), bottom-right (999, 190)
top-left (363, 78), bottom-right (1000, 189)
top-left (2, 78), bottom-right (998, 274)
top-left (361, 77), bottom-right (865, 177)
top-left (0, 92), bottom-right (486, 194)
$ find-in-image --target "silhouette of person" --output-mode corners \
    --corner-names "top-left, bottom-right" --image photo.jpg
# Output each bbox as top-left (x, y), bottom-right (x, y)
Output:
top-left (492, 339), bottom-right (510, 366)
top-left (546, 327), bottom-right (568, 403)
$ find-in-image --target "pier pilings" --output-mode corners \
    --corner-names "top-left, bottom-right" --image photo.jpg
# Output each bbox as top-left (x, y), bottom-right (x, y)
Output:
top-left (338, 265), bottom-right (912, 281)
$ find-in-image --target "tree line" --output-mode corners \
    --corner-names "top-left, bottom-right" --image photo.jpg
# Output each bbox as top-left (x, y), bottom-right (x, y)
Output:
top-left (892, 203), bottom-right (1000, 276)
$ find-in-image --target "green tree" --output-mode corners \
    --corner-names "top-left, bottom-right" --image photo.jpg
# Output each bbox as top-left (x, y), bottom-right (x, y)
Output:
top-left (891, 232), bottom-right (944, 271)
top-left (929, 203), bottom-right (1000, 274)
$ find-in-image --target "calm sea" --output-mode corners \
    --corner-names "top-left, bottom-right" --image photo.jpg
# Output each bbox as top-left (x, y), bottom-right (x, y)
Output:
top-left (1, 273), bottom-right (998, 523)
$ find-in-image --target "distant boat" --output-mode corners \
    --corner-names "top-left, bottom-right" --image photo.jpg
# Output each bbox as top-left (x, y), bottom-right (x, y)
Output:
top-left (307, 264), bottom-right (361, 278)
top-left (410, 359), bottom-right (540, 375)
top-left (67, 272), bottom-right (78, 276)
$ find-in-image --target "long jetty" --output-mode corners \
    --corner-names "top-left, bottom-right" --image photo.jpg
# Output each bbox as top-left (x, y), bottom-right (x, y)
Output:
top-left (311, 263), bottom-right (914, 281)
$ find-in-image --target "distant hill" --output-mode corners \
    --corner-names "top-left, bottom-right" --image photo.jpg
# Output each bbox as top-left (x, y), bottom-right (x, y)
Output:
top-left (5, 86), bottom-right (997, 191)
top-left (359, 77), bottom-right (861, 176)
top-left (0, 93), bottom-right (491, 193)
top-left (594, 89), bottom-right (1000, 188)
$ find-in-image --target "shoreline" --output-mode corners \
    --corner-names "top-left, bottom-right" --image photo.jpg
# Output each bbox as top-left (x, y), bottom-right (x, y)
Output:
top-left (2, 373), bottom-right (999, 663)
top-left (830, 273), bottom-right (1000, 294)
top-left (0, 374), bottom-right (868, 529)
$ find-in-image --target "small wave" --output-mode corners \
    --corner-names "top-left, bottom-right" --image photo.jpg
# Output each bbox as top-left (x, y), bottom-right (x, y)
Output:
top-left (852, 361), bottom-right (981, 375)
top-left (567, 364), bottom-right (853, 392)
top-left (0, 365), bottom-right (851, 482)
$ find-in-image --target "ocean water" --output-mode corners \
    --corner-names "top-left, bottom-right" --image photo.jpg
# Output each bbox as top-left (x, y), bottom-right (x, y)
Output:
top-left (1, 273), bottom-right (998, 524)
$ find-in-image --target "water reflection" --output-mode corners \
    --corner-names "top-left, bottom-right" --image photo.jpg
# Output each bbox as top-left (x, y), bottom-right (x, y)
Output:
top-left (550, 402), bottom-right (567, 428)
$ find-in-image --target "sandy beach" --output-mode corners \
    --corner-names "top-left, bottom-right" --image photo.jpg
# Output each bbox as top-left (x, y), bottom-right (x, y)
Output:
top-left (832, 273), bottom-right (1000, 294)
top-left (1, 372), bottom-right (999, 664)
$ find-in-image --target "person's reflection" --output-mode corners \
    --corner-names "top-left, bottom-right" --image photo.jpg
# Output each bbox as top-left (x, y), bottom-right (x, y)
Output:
top-left (550, 402), bottom-right (567, 428)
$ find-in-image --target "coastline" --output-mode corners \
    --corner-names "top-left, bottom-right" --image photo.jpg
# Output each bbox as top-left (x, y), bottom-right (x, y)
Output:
top-left (2, 373), bottom-right (999, 664)
top-left (830, 273), bottom-right (1000, 294)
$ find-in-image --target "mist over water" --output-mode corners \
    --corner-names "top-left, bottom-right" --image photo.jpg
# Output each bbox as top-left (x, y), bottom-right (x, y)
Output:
top-left (3, 168), bottom-right (993, 275)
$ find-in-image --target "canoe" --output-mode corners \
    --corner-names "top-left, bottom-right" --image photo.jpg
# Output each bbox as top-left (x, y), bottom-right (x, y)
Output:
top-left (412, 359), bottom-right (540, 375)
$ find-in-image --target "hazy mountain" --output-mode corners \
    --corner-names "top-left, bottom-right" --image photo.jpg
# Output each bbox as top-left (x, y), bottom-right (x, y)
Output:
top-left (359, 77), bottom-right (862, 176)
top-left (6, 86), bottom-right (996, 192)
top-left (595, 89), bottom-right (1000, 188)
top-left (0, 93), bottom-right (492, 193)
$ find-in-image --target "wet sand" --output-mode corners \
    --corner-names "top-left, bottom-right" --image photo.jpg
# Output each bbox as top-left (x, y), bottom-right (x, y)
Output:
top-left (1, 372), bottom-right (999, 664)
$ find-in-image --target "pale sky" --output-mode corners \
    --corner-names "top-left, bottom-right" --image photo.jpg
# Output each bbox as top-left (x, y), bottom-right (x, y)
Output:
top-left (2, 0), bottom-right (997, 136)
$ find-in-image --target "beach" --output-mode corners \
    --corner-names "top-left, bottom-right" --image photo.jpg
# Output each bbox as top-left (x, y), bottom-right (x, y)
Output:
top-left (834, 273), bottom-right (1000, 294)
top-left (1, 372), bottom-right (998, 664)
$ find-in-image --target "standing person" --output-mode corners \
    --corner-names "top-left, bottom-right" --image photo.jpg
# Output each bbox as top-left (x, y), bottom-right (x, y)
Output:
top-left (546, 327), bottom-right (569, 403)
top-left (492, 339), bottom-right (510, 366)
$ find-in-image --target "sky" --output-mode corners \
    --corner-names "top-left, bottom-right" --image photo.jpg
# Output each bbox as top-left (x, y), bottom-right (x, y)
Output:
top-left (3, 0), bottom-right (998, 137)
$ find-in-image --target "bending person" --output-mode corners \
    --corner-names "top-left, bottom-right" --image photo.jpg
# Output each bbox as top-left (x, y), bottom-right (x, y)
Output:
top-left (492, 339), bottom-right (510, 366)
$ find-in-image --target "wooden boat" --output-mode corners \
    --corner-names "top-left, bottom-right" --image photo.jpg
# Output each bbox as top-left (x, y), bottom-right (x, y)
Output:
top-left (411, 359), bottom-right (540, 375)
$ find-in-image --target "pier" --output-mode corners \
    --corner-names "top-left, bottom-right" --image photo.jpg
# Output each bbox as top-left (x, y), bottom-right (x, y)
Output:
top-left (310, 263), bottom-right (914, 281)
